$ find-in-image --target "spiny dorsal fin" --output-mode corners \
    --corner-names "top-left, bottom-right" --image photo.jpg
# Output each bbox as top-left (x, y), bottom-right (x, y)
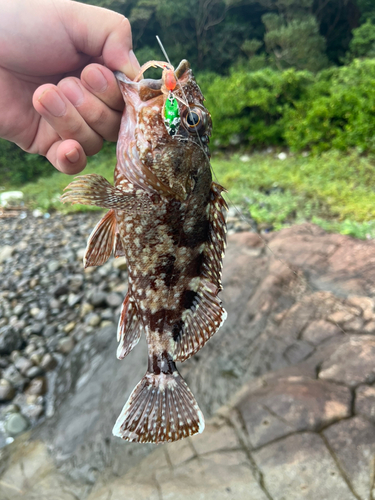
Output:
top-left (173, 182), bottom-right (227, 361)
top-left (174, 279), bottom-right (227, 362)
top-left (84, 210), bottom-right (116, 268)
top-left (116, 293), bottom-right (142, 359)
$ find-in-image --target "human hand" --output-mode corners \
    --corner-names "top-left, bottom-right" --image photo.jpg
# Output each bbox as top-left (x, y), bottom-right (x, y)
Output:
top-left (0, 0), bottom-right (140, 174)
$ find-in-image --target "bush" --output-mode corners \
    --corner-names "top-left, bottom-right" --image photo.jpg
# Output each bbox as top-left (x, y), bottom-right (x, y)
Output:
top-left (284, 59), bottom-right (375, 153)
top-left (202, 67), bottom-right (314, 148)
top-left (0, 139), bottom-right (52, 187)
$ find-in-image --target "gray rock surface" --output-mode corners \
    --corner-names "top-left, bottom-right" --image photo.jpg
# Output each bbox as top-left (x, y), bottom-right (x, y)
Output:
top-left (1, 221), bottom-right (375, 499)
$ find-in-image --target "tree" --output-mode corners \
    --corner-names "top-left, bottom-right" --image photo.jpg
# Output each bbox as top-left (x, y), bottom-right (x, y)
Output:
top-left (347, 19), bottom-right (375, 59)
top-left (263, 13), bottom-right (328, 71)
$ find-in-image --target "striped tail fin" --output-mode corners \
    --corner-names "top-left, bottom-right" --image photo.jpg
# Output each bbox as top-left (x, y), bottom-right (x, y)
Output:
top-left (112, 371), bottom-right (204, 443)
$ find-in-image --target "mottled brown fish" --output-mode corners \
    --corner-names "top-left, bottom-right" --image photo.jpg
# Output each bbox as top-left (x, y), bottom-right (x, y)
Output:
top-left (61, 59), bottom-right (227, 444)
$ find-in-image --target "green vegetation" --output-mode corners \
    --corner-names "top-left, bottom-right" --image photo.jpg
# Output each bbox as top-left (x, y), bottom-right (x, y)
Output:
top-left (17, 148), bottom-right (375, 240)
top-left (2, 0), bottom-right (375, 240)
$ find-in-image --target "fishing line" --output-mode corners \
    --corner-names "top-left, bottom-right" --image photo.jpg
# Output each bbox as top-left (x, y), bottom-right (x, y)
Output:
top-left (154, 36), bottom-right (347, 336)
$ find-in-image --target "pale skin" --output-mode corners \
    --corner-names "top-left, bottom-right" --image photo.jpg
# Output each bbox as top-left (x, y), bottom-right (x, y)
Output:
top-left (0, 0), bottom-right (140, 174)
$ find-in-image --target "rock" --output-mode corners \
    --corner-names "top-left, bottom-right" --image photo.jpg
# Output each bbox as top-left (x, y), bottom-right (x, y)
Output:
top-left (0, 378), bottom-right (15, 401)
top-left (319, 336), bottom-right (375, 387)
top-left (0, 325), bottom-right (22, 354)
top-left (235, 378), bottom-right (351, 448)
top-left (76, 247), bottom-right (86, 261)
top-left (47, 260), bottom-right (60, 273)
top-left (29, 351), bottom-right (43, 365)
top-left (40, 353), bottom-right (57, 371)
top-left (23, 404), bottom-right (44, 421)
top-left (2, 403), bottom-right (20, 415)
top-left (30, 307), bottom-right (41, 318)
top-left (100, 320), bottom-right (113, 328)
top-left (25, 366), bottom-right (44, 379)
top-left (302, 320), bottom-right (341, 345)
top-left (101, 308), bottom-right (114, 320)
top-left (252, 433), bottom-right (356, 500)
top-left (25, 376), bottom-right (47, 396)
top-left (14, 356), bottom-right (33, 375)
top-left (43, 324), bottom-right (57, 337)
top-left (85, 313), bottom-right (101, 327)
top-left (278, 152), bottom-right (287, 160)
top-left (13, 303), bottom-right (24, 316)
top-left (328, 310), bottom-right (354, 325)
top-left (57, 337), bottom-right (75, 354)
top-left (29, 322), bottom-right (44, 335)
top-left (2, 364), bottom-right (27, 390)
top-left (0, 245), bottom-right (14, 263)
top-left (68, 293), bottom-right (82, 307)
top-left (5, 413), bottom-right (29, 436)
top-left (355, 385), bottom-right (375, 422)
top-left (105, 292), bottom-right (122, 308)
top-left (323, 417), bottom-right (375, 500)
top-left (64, 321), bottom-right (76, 334)
top-left (80, 302), bottom-right (94, 317)
top-left (24, 343), bottom-right (36, 356)
top-left (53, 283), bottom-right (69, 297)
top-left (88, 291), bottom-right (107, 307)
top-left (113, 257), bottom-right (127, 271)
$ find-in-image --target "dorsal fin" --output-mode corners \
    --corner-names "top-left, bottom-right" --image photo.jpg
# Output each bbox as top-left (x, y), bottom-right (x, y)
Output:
top-left (173, 183), bottom-right (227, 361)
top-left (117, 293), bottom-right (142, 359)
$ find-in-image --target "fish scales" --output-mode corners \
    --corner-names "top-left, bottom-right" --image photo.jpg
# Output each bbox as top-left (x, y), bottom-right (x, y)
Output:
top-left (61, 59), bottom-right (227, 444)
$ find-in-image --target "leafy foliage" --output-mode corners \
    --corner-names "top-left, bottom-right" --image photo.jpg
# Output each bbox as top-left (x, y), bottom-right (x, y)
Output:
top-left (284, 59), bottom-right (375, 153)
top-left (347, 19), bottom-right (375, 59)
top-left (0, 139), bottom-right (51, 187)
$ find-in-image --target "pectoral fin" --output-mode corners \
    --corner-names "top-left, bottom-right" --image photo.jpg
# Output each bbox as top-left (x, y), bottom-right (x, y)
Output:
top-left (61, 174), bottom-right (130, 209)
top-left (84, 209), bottom-right (116, 268)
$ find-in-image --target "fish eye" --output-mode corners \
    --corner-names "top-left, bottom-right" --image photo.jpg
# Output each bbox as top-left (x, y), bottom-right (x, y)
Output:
top-left (186, 111), bottom-right (200, 127)
top-left (182, 107), bottom-right (207, 133)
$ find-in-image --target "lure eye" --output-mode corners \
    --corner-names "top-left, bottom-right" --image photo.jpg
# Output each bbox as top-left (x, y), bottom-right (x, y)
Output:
top-left (182, 107), bottom-right (207, 133)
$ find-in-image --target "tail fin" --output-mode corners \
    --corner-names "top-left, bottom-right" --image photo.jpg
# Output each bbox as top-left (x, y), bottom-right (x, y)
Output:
top-left (112, 371), bottom-right (205, 443)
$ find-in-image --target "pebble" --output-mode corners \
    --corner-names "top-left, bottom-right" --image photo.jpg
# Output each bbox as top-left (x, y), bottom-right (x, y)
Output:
top-left (57, 337), bottom-right (75, 354)
top-left (43, 325), bottom-right (57, 337)
top-left (106, 292), bottom-right (122, 308)
top-left (5, 413), bottom-right (29, 436)
top-left (64, 321), bottom-right (76, 334)
top-left (113, 257), bottom-right (127, 271)
top-left (85, 313), bottom-right (101, 327)
top-left (0, 326), bottom-right (23, 354)
top-left (0, 379), bottom-right (15, 401)
top-left (68, 293), bottom-right (82, 307)
top-left (47, 260), bottom-right (60, 273)
top-left (25, 376), bottom-right (47, 396)
top-left (25, 366), bottom-right (44, 379)
top-left (14, 357), bottom-right (33, 375)
top-left (0, 245), bottom-right (14, 263)
top-left (88, 291), bottom-right (107, 308)
top-left (40, 353), bottom-right (57, 371)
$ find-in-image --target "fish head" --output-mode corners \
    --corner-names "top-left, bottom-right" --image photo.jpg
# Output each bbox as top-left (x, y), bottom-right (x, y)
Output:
top-left (115, 60), bottom-right (212, 200)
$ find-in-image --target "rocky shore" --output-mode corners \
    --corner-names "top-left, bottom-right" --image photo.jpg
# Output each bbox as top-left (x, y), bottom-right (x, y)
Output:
top-left (0, 208), bottom-right (249, 447)
top-left (0, 211), bottom-right (130, 445)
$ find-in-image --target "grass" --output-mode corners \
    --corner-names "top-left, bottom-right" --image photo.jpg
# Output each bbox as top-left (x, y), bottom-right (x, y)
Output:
top-left (15, 147), bottom-right (375, 239)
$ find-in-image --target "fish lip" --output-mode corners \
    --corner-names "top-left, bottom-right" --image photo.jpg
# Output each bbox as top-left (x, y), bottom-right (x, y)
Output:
top-left (114, 71), bottom-right (163, 91)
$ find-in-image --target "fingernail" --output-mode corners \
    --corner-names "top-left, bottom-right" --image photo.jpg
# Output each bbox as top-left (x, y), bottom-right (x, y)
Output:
top-left (60, 80), bottom-right (84, 107)
top-left (65, 148), bottom-right (80, 164)
top-left (84, 67), bottom-right (108, 92)
top-left (38, 88), bottom-right (66, 117)
top-left (121, 50), bottom-right (141, 80)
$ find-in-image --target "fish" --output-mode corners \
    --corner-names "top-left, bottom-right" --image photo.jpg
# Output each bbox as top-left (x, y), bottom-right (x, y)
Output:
top-left (61, 59), bottom-right (227, 444)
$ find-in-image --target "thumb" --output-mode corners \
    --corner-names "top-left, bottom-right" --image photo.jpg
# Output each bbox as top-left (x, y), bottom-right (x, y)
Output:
top-left (61, 1), bottom-right (140, 79)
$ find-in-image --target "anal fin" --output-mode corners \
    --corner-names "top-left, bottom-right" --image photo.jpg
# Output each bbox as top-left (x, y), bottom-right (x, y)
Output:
top-left (117, 293), bottom-right (142, 359)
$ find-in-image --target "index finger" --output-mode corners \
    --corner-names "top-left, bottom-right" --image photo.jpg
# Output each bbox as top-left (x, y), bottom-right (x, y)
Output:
top-left (61, 1), bottom-right (140, 78)
top-left (80, 64), bottom-right (124, 112)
